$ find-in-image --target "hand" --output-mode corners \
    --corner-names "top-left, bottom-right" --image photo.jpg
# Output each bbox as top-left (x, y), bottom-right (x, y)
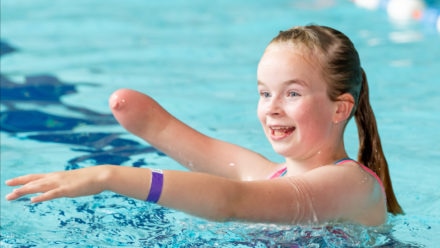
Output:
top-left (5, 166), bottom-right (110, 203)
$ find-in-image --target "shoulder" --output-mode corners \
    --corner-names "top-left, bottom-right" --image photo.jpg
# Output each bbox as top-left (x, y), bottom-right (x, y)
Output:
top-left (296, 162), bottom-right (386, 225)
top-left (304, 162), bottom-right (383, 199)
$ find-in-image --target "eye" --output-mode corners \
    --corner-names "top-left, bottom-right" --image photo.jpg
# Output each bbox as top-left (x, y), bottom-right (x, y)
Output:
top-left (288, 91), bottom-right (301, 97)
top-left (259, 91), bottom-right (271, 98)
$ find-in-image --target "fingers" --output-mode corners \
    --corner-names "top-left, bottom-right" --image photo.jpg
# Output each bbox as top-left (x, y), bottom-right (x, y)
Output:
top-left (5, 188), bottom-right (28, 201)
top-left (6, 186), bottom-right (34, 201)
top-left (5, 174), bottom-right (47, 201)
top-left (7, 187), bottom-right (62, 203)
top-left (5, 174), bottom-right (54, 202)
top-left (31, 189), bottom-right (62, 203)
top-left (5, 167), bottom-right (106, 203)
top-left (5, 174), bottom-right (46, 186)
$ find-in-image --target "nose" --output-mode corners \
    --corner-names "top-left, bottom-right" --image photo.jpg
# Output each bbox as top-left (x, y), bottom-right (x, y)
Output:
top-left (266, 96), bottom-right (284, 116)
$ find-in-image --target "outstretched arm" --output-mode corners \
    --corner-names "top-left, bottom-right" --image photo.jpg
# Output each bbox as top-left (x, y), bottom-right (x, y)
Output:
top-left (5, 163), bottom-right (386, 226)
top-left (5, 166), bottom-right (292, 222)
top-left (109, 89), bottom-right (276, 180)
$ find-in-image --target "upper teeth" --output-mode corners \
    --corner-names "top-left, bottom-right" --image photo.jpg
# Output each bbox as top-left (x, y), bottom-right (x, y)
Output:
top-left (272, 127), bottom-right (291, 130)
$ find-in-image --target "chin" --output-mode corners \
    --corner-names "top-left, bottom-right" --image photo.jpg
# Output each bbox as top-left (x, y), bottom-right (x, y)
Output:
top-left (271, 144), bottom-right (294, 157)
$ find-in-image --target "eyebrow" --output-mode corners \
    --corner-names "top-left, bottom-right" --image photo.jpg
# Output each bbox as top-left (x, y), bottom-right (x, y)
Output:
top-left (257, 79), bottom-right (308, 87)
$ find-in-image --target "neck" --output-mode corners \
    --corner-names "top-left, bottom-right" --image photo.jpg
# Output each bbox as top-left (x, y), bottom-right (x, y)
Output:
top-left (283, 142), bottom-right (348, 174)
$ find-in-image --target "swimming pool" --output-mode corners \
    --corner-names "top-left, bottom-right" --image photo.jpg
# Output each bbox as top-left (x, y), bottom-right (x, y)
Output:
top-left (1, 0), bottom-right (439, 247)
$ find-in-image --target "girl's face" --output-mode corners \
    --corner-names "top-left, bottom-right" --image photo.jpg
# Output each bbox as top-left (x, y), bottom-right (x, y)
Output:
top-left (257, 43), bottom-right (338, 161)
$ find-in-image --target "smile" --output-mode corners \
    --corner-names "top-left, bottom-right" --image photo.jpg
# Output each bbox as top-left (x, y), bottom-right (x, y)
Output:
top-left (269, 126), bottom-right (295, 140)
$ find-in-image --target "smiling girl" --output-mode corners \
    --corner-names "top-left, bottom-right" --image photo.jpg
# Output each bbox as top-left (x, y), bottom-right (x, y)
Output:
top-left (5, 25), bottom-right (403, 226)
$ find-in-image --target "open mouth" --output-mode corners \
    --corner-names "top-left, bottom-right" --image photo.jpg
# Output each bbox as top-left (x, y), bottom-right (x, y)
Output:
top-left (270, 126), bottom-right (295, 139)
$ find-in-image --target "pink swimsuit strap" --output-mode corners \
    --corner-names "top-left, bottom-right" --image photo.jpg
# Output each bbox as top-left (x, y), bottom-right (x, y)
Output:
top-left (335, 158), bottom-right (385, 191)
top-left (269, 166), bottom-right (288, 179)
top-left (269, 158), bottom-right (385, 193)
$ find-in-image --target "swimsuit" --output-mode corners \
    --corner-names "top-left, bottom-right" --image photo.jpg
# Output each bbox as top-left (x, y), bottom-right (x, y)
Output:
top-left (269, 158), bottom-right (385, 192)
top-left (269, 166), bottom-right (288, 179)
top-left (334, 158), bottom-right (385, 191)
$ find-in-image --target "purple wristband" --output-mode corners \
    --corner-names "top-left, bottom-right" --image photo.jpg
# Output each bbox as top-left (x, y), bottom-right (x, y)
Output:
top-left (146, 169), bottom-right (164, 203)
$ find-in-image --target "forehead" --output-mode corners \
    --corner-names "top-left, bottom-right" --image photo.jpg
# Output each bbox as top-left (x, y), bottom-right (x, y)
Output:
top-left (257, 43), bottom-right (326, 89)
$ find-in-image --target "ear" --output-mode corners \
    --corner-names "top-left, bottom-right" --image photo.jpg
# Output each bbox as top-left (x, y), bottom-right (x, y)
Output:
top-left (333, 93), bottom-right (355, 124)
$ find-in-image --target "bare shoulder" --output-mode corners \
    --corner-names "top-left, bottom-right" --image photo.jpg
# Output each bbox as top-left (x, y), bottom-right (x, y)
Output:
top-left (297, 162), bottom-right (387, 225)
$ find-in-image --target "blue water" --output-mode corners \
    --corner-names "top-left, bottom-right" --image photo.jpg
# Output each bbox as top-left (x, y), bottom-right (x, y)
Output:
top-left (1, 0), bottom-right (439, 247)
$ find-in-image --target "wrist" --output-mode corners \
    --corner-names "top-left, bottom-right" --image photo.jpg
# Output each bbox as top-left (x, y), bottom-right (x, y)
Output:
top-left (96, 165), bottom-right (115, 192)
top-left (145, 168), bottom-right (164, 203)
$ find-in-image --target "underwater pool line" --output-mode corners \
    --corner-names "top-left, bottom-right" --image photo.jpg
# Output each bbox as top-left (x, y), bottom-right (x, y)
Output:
top-left (0, 40), bottom-right (167, 170)
top-left (352, 0), bottom-right (440, 31)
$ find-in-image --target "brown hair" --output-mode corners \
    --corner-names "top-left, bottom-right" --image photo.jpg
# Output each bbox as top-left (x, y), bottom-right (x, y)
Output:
top-left (271, 25), bottom-right (403, 214)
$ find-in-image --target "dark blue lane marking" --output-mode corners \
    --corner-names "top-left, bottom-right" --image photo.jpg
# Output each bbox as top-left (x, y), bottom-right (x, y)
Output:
top-left (0, 40), bottom-right (17, 57)
top-left (26, 132), bottom-right (165, 169)
top-left (1, 40), bottom-right (165, 168)
top-left (0, 110), bottom-right (94, 132)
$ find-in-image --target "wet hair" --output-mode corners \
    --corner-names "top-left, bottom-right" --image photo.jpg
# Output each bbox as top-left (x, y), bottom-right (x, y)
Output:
top-left (271, 25), bottom-right (403, 215)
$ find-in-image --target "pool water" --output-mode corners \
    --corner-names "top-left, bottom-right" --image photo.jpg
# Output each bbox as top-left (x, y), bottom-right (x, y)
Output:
top-left (1, 0), bottom-right (439, 247)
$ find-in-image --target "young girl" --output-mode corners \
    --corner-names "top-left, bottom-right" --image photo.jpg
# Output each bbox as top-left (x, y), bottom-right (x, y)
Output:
top-left (5, 25), bottom-right (403, 226)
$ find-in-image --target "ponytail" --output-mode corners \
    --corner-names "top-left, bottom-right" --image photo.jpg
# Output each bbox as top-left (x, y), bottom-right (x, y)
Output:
top-left (272, 25), bottom-right (403, 215)
top-left (355, 69), bottom-right (403, 215)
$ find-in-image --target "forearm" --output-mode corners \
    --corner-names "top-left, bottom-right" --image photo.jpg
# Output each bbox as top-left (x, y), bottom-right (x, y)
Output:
top-left (105, 166), bottom-right (308, 224)
top-left (109, 89), bottom-right (213, 170)
top-left (104, 165), bottom-right (236, 221)
top-left (104, 166), bottom-right (151, 201)
top-left (110, 89), bottom-right (273, 180)
top-left (160, 170), bottom-right (238, 221)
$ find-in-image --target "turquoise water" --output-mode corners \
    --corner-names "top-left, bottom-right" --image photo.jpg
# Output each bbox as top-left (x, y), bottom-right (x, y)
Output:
top-left (1, 0), bottom-right (439, 247)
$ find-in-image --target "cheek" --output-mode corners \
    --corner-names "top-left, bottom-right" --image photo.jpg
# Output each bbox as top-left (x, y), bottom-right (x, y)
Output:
top-left (287, 107), bottom-right (312, 127)
top-left (256, 101), bottom-right (266, 123)
top-left (292, 99), bottom-right (333, 127)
